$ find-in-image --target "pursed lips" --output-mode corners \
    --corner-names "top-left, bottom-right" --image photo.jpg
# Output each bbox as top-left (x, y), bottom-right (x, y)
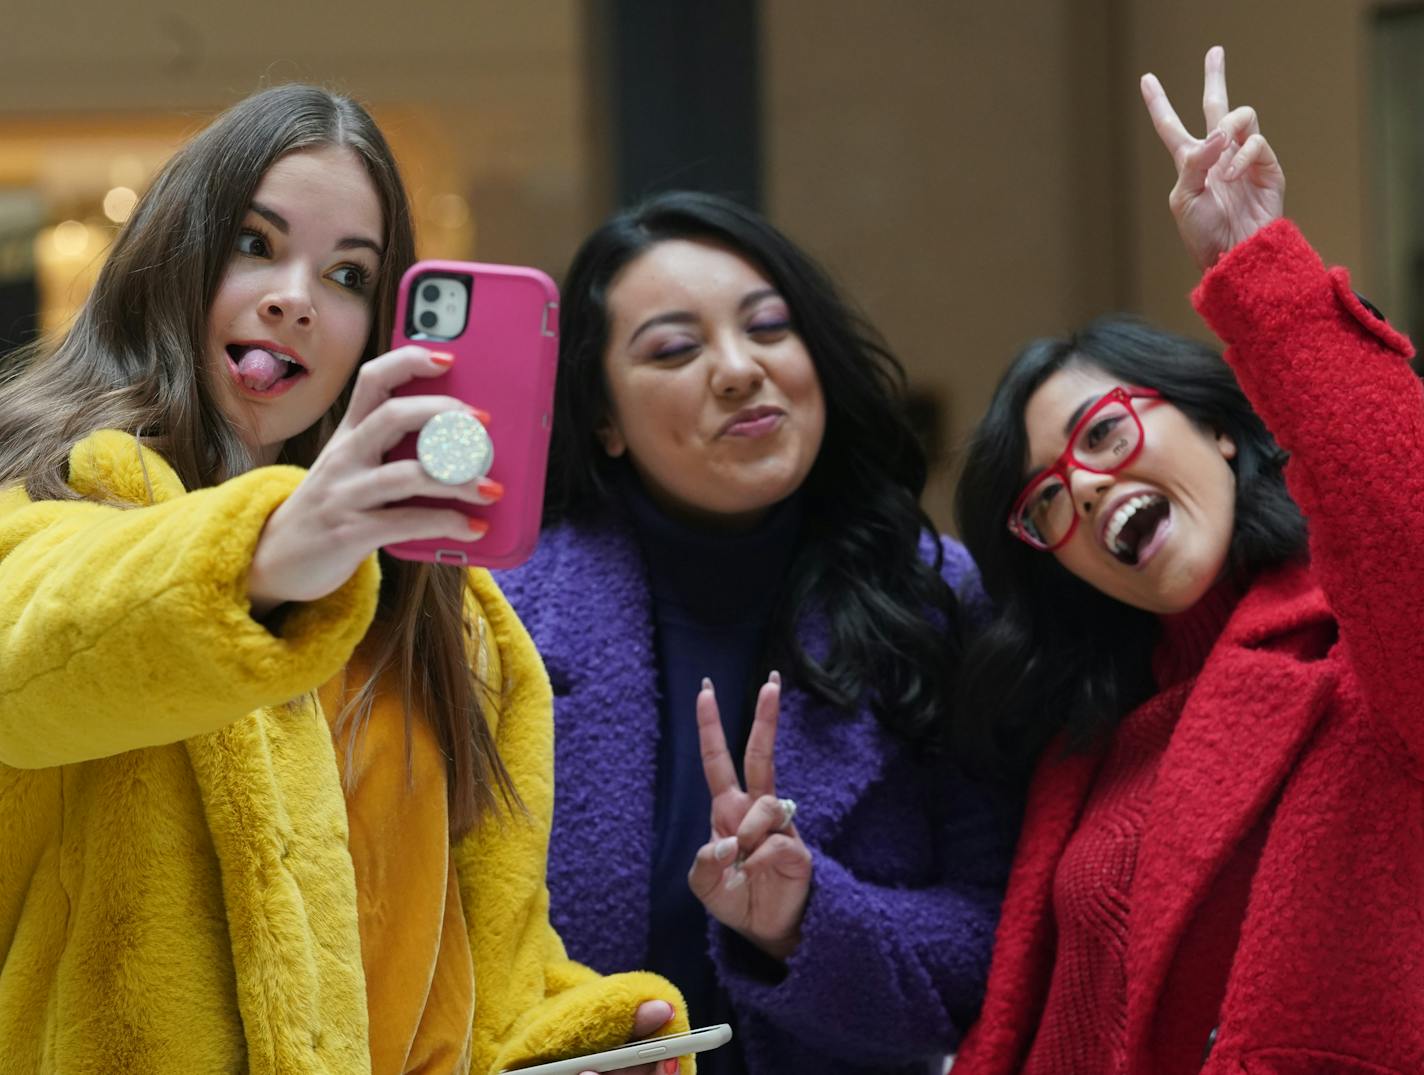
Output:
top-left (717, 404), bottom-right (786, 437)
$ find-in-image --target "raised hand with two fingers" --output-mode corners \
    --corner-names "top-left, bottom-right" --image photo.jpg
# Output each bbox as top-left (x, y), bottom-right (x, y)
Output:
top-left (1140, 45), bottom-right (1285, 270)
top-left (688, 672), bottom-right (813, 962)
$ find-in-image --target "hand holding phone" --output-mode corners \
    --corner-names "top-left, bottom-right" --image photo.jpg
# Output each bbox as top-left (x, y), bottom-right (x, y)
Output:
top-left (247, 345), bottom-right (499, 617)
top-left (382, 259), bottom-right (559, 569)
top-left (499, 1024), bottom-right (732, 1075)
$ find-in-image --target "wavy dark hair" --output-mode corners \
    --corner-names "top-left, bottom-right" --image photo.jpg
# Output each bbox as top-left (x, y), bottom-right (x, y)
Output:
top-left (953, 315), bottom-right (1308, 776)
top-left (0, 84), bottom-right (513, 835)
top-left (549, 191), bottom-right (961, 747)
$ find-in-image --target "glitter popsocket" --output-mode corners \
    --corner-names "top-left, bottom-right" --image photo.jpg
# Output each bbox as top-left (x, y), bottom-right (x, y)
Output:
top-left (416, 410), bottom-right (494, 485)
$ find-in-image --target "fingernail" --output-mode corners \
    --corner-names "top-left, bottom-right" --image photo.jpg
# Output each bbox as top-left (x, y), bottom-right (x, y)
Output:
top-left (701, 676), bottom-right (714, 693)
top-left (714, 836), bottom-right (738, 861)
top-left (725, 868), bottom-right (746, 891)
top-left (663, 1060), bottom-right (679, 1074)
top-left (430, 350), bottom-right (456, 367)
top-left (769, 670), bottom-right (781, 686)
top-left (466, 406), bottom-right (492, 425)
top-left (477, 477), bottom-right (504, 500)
top-left (467, 518), bottom-right (489, 537)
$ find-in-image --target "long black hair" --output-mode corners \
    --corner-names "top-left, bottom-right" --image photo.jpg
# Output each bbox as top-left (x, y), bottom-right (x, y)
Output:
top-left (549, 191), bottom-right (961, 748)
top-left (953, 315), bottom-right (1308, 776)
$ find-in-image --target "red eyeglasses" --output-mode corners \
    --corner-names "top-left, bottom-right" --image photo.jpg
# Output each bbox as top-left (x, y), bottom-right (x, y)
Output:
top-left (1007, 386), bottom-right (1162, 551)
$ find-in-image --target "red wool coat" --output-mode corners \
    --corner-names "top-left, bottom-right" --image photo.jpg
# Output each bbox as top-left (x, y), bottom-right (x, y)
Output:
top-left (955, 219), bottom-right (1424, 1075)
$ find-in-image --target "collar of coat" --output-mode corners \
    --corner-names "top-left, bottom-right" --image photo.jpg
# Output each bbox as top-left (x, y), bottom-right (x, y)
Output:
top-left (498, 511), bottom-right (950, 969)
top-left (67, 428), bottom-right (186, 503)
top-left (961, 558), bottom-right (1339, 1072)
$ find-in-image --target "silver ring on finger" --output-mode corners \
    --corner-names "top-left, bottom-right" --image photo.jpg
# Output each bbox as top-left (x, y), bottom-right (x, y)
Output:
top-left (417, 410), bottom-right (493, 485)
top-left (775, 796), bottom-right (797, 831)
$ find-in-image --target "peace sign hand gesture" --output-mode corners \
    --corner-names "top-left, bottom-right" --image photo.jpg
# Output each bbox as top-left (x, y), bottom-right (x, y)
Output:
top-left (688, 673), bottom-right (813, 962)
top-left (1141, 45), bottom-right (1285, 270)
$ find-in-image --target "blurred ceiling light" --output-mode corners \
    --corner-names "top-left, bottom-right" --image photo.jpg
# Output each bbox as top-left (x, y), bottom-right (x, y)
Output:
top-left (103, 186), bottom-right (138, 224)
top-left (429, 192), bottom-right (470, 230)
top-left (52, 220), bottom-right (90, 257)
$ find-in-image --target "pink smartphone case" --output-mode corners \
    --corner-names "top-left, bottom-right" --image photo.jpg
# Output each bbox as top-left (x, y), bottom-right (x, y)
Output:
top-left (383, 260), bottom-right (559, 569)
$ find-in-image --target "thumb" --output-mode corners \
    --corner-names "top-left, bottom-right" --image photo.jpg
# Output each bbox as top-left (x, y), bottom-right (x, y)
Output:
top-left (1173, 128), bottom-right (1228, 204)
top-left (630, 999), bottom-right (675, 1040)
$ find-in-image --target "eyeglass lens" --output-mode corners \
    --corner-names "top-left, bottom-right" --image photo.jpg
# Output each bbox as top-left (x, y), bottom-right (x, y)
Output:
top-left (1016, 399), bottom-right (1142, 547)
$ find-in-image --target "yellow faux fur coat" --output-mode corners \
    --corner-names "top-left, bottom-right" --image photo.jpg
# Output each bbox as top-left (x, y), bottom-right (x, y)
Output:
top-left (0, 430), bottom-right (688, 1074)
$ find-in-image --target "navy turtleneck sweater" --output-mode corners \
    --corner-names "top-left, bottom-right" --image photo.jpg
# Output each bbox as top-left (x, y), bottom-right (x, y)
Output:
top-left (620, 474), bottom-right (803, 1074)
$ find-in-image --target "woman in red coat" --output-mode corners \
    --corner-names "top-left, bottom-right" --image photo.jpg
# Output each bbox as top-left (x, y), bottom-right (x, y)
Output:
top-left (950, 47), bottom-right (1424, 1075)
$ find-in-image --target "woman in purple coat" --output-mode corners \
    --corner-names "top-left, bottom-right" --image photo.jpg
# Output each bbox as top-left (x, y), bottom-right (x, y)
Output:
top-left (497, 192), bottom-right (1012, 1074)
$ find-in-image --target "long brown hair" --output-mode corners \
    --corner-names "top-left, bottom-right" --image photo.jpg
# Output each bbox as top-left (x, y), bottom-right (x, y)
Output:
top-left (0, 84), bottom-right (513, 835)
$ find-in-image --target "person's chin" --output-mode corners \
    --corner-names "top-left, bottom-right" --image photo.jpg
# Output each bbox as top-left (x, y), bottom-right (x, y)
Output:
top-left (250, 411), bottom-right (319, 459)
top-left (738, 476), bottom-right (802, 510)
top-left (1142, 561), bottom-right (1221, 614)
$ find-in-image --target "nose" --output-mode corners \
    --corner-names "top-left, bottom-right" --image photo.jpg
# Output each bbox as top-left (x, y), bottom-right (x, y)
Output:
top-left (1067, 463), bottom-right (1114, 518)
top-left (257, 267), bottom-right (315, 329)
top-left (708, 338), bottom-right (765, 399)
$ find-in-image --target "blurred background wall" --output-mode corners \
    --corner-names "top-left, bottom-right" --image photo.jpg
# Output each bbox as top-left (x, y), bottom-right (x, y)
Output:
top-left (1, 0), bottom-right (1416, 526)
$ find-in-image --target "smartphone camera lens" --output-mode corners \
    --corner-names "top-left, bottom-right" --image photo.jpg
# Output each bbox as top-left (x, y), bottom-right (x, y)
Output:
top-left (419, 310), bottom-right (439, 330)
top-left (422, 283), bottom-right (441, 303)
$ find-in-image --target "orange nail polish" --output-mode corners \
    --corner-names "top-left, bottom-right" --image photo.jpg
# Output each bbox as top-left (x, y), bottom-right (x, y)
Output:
top-left (477, 478), bottom-right (504, 499)
top-left (466, 406), bottom-right (492, 425)
top-left (430, 351), bottom-right (456, 367)
top-left (662, 1060), bottom-right (678, 1075)
top-left (467, 518), bottom-right (489, 536)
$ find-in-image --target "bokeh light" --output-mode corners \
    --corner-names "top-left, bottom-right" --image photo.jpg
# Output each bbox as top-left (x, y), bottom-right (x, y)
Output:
top-left (102, 186), bottom-right (138, 224)
top-left (51, 220), bottom-right (90, 257)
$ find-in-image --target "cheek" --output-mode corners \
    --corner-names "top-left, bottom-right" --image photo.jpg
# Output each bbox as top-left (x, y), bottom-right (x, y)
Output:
top-left (327, 303), bottom-right (374, 370)
top-left (1205, 464), bottom-right (1238, 547)
top-left (782, 348), bottom-right (821, 400)
top-left (613, 373), bottom-right (701, 445)
top-left (205, 280), bottom-right (245, 338)
top-left (804, 383), bottom-right (827, 447)
top-left (778, 349), bottom-right (826, 443)
top-left (1051, 535), bottom-right (1101, 586)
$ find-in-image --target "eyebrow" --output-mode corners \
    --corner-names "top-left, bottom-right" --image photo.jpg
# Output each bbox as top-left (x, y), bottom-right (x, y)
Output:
top-left (1021, 391), bottom-right (1107, 483)
top-left (1063, 392), bottom-right (1105, 438)
top-left (626, 287), bottom-right (782, 347)
top-left (248, 202), bottom-right (384, 259)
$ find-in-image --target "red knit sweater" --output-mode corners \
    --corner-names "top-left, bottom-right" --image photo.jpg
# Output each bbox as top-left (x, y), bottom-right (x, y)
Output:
top-left (1021, 584), bottom-right (1252, 1075)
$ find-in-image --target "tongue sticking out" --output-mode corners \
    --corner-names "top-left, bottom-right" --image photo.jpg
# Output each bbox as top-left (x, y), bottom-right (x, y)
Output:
top-left (234, 348), bottom-right (286, 392)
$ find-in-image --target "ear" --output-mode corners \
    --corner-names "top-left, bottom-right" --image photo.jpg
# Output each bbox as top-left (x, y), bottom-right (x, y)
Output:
top-left (597, 419), bottom-right (627, 458)
top-left (1216, 430), bottom-right (1237, 461)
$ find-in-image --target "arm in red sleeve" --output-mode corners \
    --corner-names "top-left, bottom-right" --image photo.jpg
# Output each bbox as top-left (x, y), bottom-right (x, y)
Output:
top-left (1193, 218), bottom-right (1424, 767)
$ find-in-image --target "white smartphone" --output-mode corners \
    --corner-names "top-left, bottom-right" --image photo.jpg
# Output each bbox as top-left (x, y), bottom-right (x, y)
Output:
top-left (498, 1024), bottom-right (733, 1075)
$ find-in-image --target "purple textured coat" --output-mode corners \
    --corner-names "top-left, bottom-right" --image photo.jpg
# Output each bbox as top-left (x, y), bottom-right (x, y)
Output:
top-left (497, 516), bottom-right (1013, 1074)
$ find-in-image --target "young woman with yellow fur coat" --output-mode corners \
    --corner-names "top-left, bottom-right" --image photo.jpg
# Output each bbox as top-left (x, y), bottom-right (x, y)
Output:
top-left (0, 86), bottom-right (689, 1075)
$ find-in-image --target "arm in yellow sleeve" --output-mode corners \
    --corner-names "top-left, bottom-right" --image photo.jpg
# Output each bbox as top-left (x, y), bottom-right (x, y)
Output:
top-left (0, 438), bottom-right (378, 768)
top-left (455, 570), bottom-right (693, 1075)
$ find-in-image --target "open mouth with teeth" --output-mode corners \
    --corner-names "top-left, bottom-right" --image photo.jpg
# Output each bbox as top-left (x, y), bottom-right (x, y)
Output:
top-left (226, 345), bottom-right (308, 395)
top-left (1104, 493), bottom-right (1170, 566)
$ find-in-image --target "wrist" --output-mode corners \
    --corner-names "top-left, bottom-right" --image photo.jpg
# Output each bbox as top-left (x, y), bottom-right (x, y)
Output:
top-left (251, 598), bottom-right (291, 634)
top-left (248, 590), bottom-right (283, 622)
top-left (748, 924), bottom-right (802, 963)
top-left (246, 557), bottom-right (285, 621)
top-left (245, 500), bottom-right (289, 620)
